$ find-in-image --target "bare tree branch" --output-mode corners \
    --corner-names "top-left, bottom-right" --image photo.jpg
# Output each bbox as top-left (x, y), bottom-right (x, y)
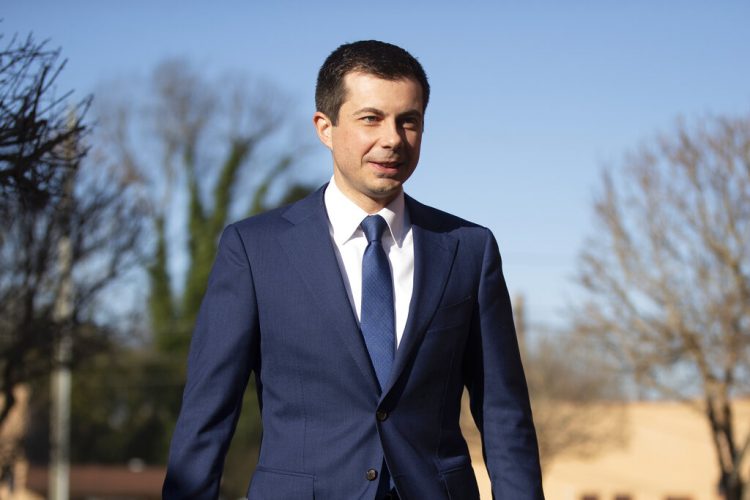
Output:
top-left (0, 33), bottom-right (90, 214)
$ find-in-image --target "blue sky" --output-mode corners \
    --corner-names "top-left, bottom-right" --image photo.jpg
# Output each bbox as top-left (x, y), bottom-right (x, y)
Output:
top-left (6, 1), bottom-right (750, 330)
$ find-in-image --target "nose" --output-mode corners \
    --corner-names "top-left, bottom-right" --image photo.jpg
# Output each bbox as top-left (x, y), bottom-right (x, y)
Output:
top-left (380, 119), bottom-right (403, 149)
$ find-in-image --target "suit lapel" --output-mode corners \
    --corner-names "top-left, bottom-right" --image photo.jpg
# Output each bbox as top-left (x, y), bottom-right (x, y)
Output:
top-left (278, 187), bottom-right (380, 394)
top-left (383, 196), bottom-right (458, 396)
top-left (279, 188), bottom-right (459, 397)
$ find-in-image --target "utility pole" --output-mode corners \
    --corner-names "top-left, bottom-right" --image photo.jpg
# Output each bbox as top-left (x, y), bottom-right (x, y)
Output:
top-left (49, 235), bottom-right (72, 500)
top-left (49, 116), bottom-right (77, 500)
top-left (513, 293), bottom-right (527, 357)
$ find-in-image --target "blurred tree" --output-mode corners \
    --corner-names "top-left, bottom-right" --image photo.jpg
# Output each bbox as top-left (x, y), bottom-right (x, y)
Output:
top-left (0, 31), bottom-right (145, 472)
top-left (460, 295), bottom-right (626, 477)
top-left (94, 60), bottom-right (315, 496)
top-left (517, 295), bottom-right (626, 468)
top-left (573, 115), bottom-right (750, 500)
top-left (98, 59), bottom-right (313, 357)
top-left (524, 330), bottom-right (627, 468)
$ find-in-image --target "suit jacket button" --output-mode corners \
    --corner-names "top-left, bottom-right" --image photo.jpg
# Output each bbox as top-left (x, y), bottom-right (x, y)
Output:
top-left (366, 468), bottom-right (378, 481)
top-left (376, 410), bottom-right (388, 421)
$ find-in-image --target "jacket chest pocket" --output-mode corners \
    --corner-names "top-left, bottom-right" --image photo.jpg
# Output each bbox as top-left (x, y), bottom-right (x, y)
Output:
top-left (426, 296), bottom-right (474, 333)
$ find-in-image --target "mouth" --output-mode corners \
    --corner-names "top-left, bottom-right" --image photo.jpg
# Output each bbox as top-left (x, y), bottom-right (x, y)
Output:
top-left (368, 160), bottom-right (402, 171)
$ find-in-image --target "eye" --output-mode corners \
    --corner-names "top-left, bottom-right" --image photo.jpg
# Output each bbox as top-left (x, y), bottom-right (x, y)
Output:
top-left (361, 115), bottom-right (379, 123)
top-left (400, 117), bottom-right (422, 130)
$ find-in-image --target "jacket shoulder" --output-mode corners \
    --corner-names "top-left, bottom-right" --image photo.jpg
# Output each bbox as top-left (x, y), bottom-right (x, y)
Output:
top-left (228, 185), bottom-right (326, 237)
top-left (406, 195), bottom-right (491, 239)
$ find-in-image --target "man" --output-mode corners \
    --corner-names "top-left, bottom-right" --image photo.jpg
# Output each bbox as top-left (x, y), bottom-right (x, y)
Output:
top-left (163, 40), bottom-right (543, 499)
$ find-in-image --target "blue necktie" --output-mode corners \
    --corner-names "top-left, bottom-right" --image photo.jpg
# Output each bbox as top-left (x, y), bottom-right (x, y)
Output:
top-left (360, 215), bottom-right (395, 392)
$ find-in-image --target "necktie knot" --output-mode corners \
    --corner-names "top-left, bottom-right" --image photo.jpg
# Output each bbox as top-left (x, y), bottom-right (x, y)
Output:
top-left (361, 215), bottom-right (388, 243)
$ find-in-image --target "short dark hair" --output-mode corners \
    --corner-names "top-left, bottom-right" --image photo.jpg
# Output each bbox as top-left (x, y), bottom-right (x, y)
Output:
top-left (315, 40), bottom-right (430, 125)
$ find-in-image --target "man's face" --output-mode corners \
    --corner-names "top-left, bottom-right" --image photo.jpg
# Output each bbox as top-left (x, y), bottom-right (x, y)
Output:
top-left (314, 72), bottom-right (424, 212)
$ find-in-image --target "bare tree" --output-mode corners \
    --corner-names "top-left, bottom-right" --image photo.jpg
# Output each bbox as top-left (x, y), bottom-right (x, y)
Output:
top-left (0, 136), bottom-right (146, 418)
top-left (574, 115), bottom-right (750, 499)
top-left (0, 33), bottom-right (89, 214)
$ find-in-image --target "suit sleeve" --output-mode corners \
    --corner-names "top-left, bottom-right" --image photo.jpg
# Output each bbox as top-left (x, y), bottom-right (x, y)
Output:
top-left (464, 228), bottom-right (544, 499)
top-left (163, 224), bottom-right (260, 499)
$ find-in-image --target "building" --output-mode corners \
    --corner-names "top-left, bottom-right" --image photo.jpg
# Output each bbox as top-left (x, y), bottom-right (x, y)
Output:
top-left (462, 396), bottom-right (750, 500)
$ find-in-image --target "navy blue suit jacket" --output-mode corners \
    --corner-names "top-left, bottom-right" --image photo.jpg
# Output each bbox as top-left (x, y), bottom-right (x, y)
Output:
top-left (163, 186), bottom-right (543, 499)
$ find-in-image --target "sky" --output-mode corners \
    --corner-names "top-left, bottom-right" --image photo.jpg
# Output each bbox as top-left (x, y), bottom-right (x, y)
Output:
top-left (5, 1), bottom-right (750, 331)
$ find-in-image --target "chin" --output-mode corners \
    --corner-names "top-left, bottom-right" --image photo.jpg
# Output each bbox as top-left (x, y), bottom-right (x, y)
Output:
top-left (369, 181), bottom-right (403, 196)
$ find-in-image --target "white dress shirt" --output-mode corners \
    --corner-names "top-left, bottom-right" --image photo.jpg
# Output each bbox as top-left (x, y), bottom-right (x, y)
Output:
top-left (324, 177), bottom-right (414, 348)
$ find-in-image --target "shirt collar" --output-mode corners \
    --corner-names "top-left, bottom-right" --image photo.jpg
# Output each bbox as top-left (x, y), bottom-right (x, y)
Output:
top-left (324, 176), bottom-right (409, 247)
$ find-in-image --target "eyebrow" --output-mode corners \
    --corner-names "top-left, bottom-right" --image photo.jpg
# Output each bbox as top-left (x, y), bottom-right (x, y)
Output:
top-left (352, 107), bottom-right (423, 119)
top-left (353, 107), bottom-right (385, 116)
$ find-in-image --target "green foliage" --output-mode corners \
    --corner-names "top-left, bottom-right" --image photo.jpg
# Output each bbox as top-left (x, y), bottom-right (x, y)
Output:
top-left (149, 142), bottom-right (312, 358)
top-left (71, 349), bottom-right (179, 463)
top-left (23, 343), bottom-right (183, 465)
top-left (148, 216), bottom-right (177, 353)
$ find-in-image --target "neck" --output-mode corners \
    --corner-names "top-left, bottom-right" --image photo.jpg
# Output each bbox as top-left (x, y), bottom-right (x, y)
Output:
top-left (355, 193), bottom-right (398, 214)
top-left (331, 179), bottom-right (401, 214)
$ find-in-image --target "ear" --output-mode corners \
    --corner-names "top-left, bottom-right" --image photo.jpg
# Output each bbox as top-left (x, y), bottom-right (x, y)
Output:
top-left (313, 111), bottom-right (334, 149)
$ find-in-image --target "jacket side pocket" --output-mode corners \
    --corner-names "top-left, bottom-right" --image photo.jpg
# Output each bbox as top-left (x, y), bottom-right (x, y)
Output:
top-left (247, 466), bottom-right (314, 499)
top-left (440, 465), bottom-right (480, 500)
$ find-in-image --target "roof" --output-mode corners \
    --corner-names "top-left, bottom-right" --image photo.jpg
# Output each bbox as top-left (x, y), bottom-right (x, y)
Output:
top-left (25, 465), bottom-right (166, 498)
